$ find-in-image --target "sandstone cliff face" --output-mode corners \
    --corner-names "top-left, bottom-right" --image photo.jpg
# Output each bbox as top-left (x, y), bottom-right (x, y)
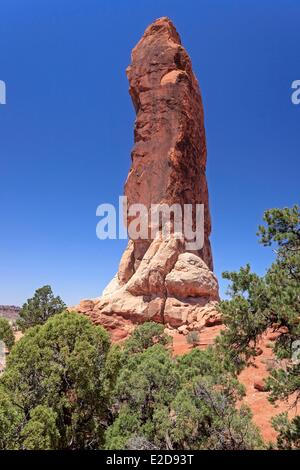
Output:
top-left (74, 17), bottom-right (220, 331)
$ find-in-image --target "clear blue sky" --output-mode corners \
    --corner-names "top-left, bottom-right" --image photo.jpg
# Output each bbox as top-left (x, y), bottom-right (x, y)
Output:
top-left (0, 0), bottom-right (299, 306)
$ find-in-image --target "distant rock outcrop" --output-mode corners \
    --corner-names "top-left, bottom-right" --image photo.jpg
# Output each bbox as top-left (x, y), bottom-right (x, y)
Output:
top-left (0, 305), bottom-right (20, 322)
top-left (74, 17), bottom-right (220, 332)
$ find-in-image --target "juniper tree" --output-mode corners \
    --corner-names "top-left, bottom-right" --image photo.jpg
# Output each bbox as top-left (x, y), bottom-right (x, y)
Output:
top-left (105, 339), bottom-right (262, 450)
top-left (17, 285), bottom-right (66, 332)
top-left (217, 205), bottom-right (300, 448)
top-left (0, 312), bottom-right (111, 449)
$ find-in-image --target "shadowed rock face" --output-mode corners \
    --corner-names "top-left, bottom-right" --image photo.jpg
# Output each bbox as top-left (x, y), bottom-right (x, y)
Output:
top-left (125, 17), bottom-right (212, 269)
top-left (74, 18), bottom-right (219, 330)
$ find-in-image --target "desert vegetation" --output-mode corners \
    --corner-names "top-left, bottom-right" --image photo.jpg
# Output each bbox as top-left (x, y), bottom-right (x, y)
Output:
top-left (0, 205), bottom-right (299, 450)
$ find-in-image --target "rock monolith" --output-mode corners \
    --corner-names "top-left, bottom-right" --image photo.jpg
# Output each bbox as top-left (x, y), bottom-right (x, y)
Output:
top-left (74, 17), bottom-right (220, 332)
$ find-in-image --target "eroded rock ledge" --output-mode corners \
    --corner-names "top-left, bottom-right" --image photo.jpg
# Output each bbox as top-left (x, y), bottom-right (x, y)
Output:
top-left (74, 234), bottom-right (221, 335)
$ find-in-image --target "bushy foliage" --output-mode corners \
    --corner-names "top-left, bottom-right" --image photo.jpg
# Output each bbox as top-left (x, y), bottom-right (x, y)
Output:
top-left (186, 330), bottom-right (200, 347)
top-left (0, 386), bottom-right (23, 449)
top-left (272, 413), bottom-right (300, 450)
top-left (0, 318), bottom-right (15, 351)
top-left (0, 312), bottom-right (110, 449)
top-left (105, 342), bottom-right (262, 450)
top-left (218, 205), bottom-right (300, 448)
top-left (17, 285), bottom-right (66, 332)
top-left (20, 406), bottom-right (60, 450)
top-left (124, 321), bottom-right (171, 354)
top-left (0, 295), bottom-right (266, 450)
